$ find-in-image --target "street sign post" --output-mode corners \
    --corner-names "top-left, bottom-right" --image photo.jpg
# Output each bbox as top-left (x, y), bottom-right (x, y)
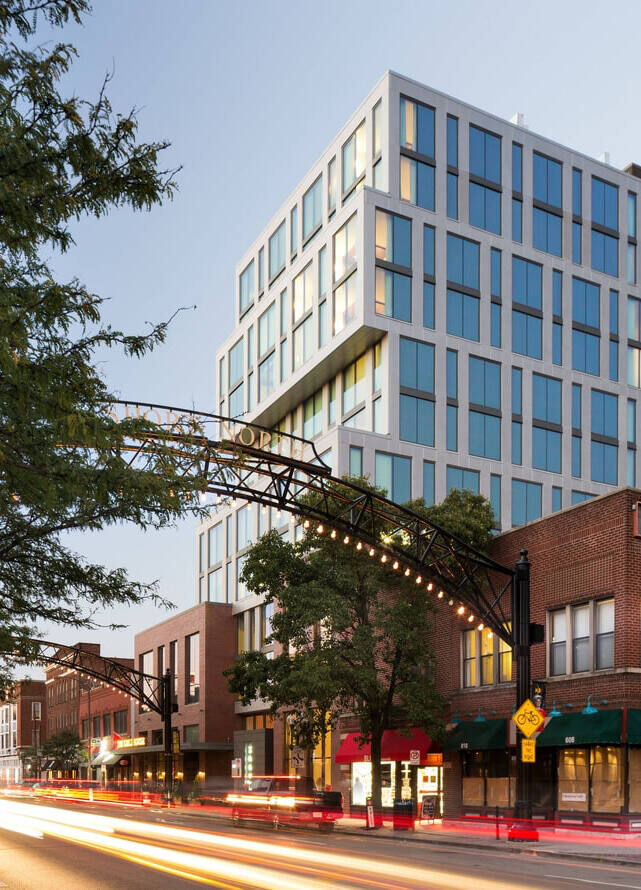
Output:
top-left (512, 698), bottom-right (544, 739)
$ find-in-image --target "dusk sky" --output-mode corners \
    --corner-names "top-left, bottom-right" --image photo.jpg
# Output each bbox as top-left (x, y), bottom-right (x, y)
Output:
top-left (32, 0), bottom-right (641, 662)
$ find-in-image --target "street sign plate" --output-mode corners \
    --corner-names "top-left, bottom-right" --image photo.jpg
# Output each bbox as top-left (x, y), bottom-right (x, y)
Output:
top-left (512, 698), bottom-right (544, 738)
top-left (521, 738), bottom-right (536, 763)
top-left (409, 749), bottom-right (420, 765)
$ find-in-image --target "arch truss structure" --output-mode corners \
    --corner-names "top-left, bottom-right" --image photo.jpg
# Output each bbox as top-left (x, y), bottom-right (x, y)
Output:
top-left (110, 401), bottom-right (516, 642)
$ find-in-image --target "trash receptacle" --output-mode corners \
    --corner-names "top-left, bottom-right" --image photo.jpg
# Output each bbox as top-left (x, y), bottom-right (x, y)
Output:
top-left (393, 799), bottom-right (414, 831)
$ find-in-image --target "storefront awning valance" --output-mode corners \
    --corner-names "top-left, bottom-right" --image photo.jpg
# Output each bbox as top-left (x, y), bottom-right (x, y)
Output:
top-left (626, 709), bottom-right (641, 744)
top-left (92, 750), bottom-right (125, 767)
top-left (335, 728), bottom-right (433, 763)
top-left (537, 709), bottom-right (622, 747)
top-left (443, 719), bottom-right (507, 751)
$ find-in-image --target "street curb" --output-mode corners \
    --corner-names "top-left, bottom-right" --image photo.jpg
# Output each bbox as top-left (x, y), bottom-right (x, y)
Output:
top-left (171, 808), bottom-right (641, 867)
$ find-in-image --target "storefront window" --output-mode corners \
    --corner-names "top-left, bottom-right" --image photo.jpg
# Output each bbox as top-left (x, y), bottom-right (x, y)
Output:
top-left (629, 749), bottom-right (641, 813)
top-left (591, 746), bottom-right (623, 813)
top-left (350, 761), bottom-right (396, 808)
top-left (558, 747), bottom-right (589, 811)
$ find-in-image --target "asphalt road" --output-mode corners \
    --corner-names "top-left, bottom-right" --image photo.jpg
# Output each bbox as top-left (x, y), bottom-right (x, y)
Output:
top-left (1, 799), bottom-right (641, 890)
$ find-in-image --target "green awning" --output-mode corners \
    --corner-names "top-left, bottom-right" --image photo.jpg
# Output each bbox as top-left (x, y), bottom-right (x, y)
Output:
top-left (443, 719), bottom-right (507, 751)
top-left (627, 709), bottom-right (641, 744)
top-left (537, 709), bottom-right (622, 747)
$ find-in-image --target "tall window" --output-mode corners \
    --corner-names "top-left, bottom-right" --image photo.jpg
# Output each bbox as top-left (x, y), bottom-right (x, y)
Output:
top-left (268, 221), bottom-right (286, 281)
top-left (549, 599), bottom-right (614, 675)
top-left (512, 256), bottom-right (542, 359)
top-left (532, 152), bottom-right (562, 256)
top-left (258, 303), bottom-right (276, 357)
top-left (328, 157), bottom-right (337, 214)
top-left (446, 466), bottom-right (479, 495)
top-left (375, 209), bottom-right (411, 322)
top-left (511, 479), bottom-right (542, 527)
top-left (333, 215), bottom-right (357, 281)
top-left (303, 175), bottom-right (322, 242)
top-left (628, 192), bottom-right (637, 285)
top-left (468, 356), bottom-right (501, 459)
top-left (591, 176), bottom-right (619, 277)
top-left (342, 121), bottom-right (366, 195)
top-left (333, 272), bottom-right (357, 335)
top-left (400, 96), bottom-right (435, 156)
top-left (591, 389), bottom-right (618, 484)
top-left (186, 633), bottom-right (200, 704)
top-left (469, 124), bottom-right (501, 234)
top-left (236, 505), bottom-right (253, 551)
top-left (400, 96), bottom-right (435, 211)
top-left (462, 626), bottom-right (512, 688)
top-left (375, 452), bottom-right (411, 504)
top-left (208, 522), bottom-right (222, 567)
top-left (572, 277), bottom-right (600, 376)
top-left (532, 373), bottom-right (562, 473)
top-left (343, 355), bottom-right (366, 415)
top-left (446, 349), bottom-right (458, 452)
top-left (447, 115), bottom-right (458, 219)
top-left (447, 233), bottom-right (480, 341)
top-left (400, 337), bottom-right (435, 446)
top-left (239, 261), bottom-right (254, 314)
top-left (290, 205), bottom-right (298, 257)
top-left (303, 390), bottom-right (322, 439)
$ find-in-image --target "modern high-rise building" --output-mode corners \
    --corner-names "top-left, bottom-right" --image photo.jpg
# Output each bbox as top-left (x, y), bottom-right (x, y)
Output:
top-left (197, 71), bottom-right (641, 779)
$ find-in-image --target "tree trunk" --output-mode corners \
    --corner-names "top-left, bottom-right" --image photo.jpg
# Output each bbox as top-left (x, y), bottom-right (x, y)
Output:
top-left (370, 731), bottom-right (384, 827)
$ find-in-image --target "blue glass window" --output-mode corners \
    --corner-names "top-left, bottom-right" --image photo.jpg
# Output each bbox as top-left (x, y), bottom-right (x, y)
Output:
top-left (239, 261), bottom-right (255, 314)
top-left (268, 221), bottom-right (286, 280)
top-left (609, 340), bottom-right (619, 382)
top-left (512, 367), bottom-right (522, 415)
top-left (490, 474), bottom-right (501, 525)
top-left (446, 349), bottom-right (458, 399)
top-left (470, 411), bottom-right (500, 459)
top-left (572, 222), bottom-right (582, 264)
top-left (447, 233), bottom-right (480, 289)
top-left (533, 153), bottom-right (562, 208)
top-left (628, 448), bottom-right (636, 487)
top-left (400, 337), bottom-right (434, 393)
top-left (447, 172), bottom-right (458, 219)
top-left (572, 330), bottom-right (600, 375)
top-left (572, 384), bottom-right (582, 430)
top-left (400, 97), bottom-right (435, 158)
top-left (553, 323), bottom-right (562, 365)
top-left (512, 421), bottom-right (522, 465)
top-left (572, 169), bottom-right (582, 217)
top-left (447, 116), bottom-right (458, 168)
top-left (302, 176), bottom-right (322, 242)
top-left (491, 303), bottom-right (502, 348)
top-left (511, 480), bottom-right (542, 527)
top-left (376, 208), bottom-right (411, 267)
top-left (400, 394), bottom-right (434, 446)
top-left (572, 491), bottom-right (594, 505)
top-left (512, 311), bottom-right (542, 359)
top-left (470, 357), bottom-right (501, 410)
top-left (553, 270), bottom-right (563, 317)
top-left (375, 452), bottom-right (411, 504)
top-left (491, 249), bottom-right (502, 298)
top-left (572, 435), bottom-right (581, 478)
top-left (423, 283), bottom-right (435, 329)
top-left (447, 466), bottom-right (479, 495)
top-left (592, 177), bottom-right (618, 229)
top-left (628, 398), bottom-right (636, 445)
top-left (400, 157), bottom-right (435, 211)
top-left (469, 125), bottom-right (501, 184)
top-left (375, 268), bottom-right (411, 322)
top-left (512, 143), bottom-right (522, 193)
top-left (470, 182), bottom-right (501, 234)
top-left (533, 207), bottom-right (562, 256)
top-left (592, 229), bottom-right (619, 277)
top-left (533, 374), bottom-right (561, 424)
top-left (552, 486), bottom-right (562, 512)
top-left (423, 225), bottom-right (435, 277)
top-left (446, 404), bottom-right (458, 451)
top-left (513, 257), bottom-right (542, 309)
top-left (572, 277), bottom-right (600, 327)
top-left (533, 427), bottom-right (561, 473)
top-left (628, 243), bottom-right (636, 285)
top-left (592, 390), bottom-right (618, 438)
top-left (628, 192), bottom-right (637, 238)
top-left (349, 445), bottom-right (363, 478)
top-left (447, 290), bottom-right (479, 341)
top-left (591, 440), bottom-right (618, 484)
top-left (423, 461), bottom-right (435, 506)
top-left (512, 199), bottom-right (522, 242)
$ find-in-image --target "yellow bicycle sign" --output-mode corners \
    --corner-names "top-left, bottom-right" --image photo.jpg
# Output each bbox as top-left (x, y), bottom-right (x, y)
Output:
top-left (512, 698), bottom-right (544, 738)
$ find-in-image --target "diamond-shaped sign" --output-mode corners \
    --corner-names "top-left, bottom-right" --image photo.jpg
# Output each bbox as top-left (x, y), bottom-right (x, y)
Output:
top-left (512, 698), bottom-right (544, 738)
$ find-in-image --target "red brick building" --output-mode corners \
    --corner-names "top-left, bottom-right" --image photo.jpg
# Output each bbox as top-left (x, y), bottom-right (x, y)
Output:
top-left (332, 488), bottom-right (641, 826)
top-left (78, 662), bottom-right (134, 780)
top-left (133, 602), bottom-right (239, 788)
top-left (0, 680), bottom-right (46, 784)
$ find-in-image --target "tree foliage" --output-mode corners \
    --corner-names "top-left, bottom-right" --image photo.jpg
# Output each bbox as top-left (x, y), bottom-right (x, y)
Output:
top-left (41, 729), bottom-right (87, 770)
top-left (0, 1), bottom-right (206, 683)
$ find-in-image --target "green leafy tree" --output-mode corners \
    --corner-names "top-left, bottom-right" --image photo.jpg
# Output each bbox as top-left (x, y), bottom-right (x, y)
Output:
top-left (19, 744), bottom-right (45, 778)
top-left (226, 480), bottom-right (451, 814)
top-left (0, 1), bottom-right (207, 684)
top-left (42, 729), bottom-right (86, 775)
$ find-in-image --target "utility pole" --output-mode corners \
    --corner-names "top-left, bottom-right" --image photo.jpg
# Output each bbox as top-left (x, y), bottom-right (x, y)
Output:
top-left (510, 549), bottom-right (537, 840)
top-left (162, 669), bottom-right (174, 803)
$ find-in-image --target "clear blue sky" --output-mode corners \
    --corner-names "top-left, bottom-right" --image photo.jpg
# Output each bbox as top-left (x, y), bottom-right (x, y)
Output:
top-left (32, 0), bottom-right (641, 660)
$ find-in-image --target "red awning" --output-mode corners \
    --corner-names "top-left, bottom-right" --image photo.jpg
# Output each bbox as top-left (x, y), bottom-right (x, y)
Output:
top-left (335, 728), bottom-right (433, 764)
